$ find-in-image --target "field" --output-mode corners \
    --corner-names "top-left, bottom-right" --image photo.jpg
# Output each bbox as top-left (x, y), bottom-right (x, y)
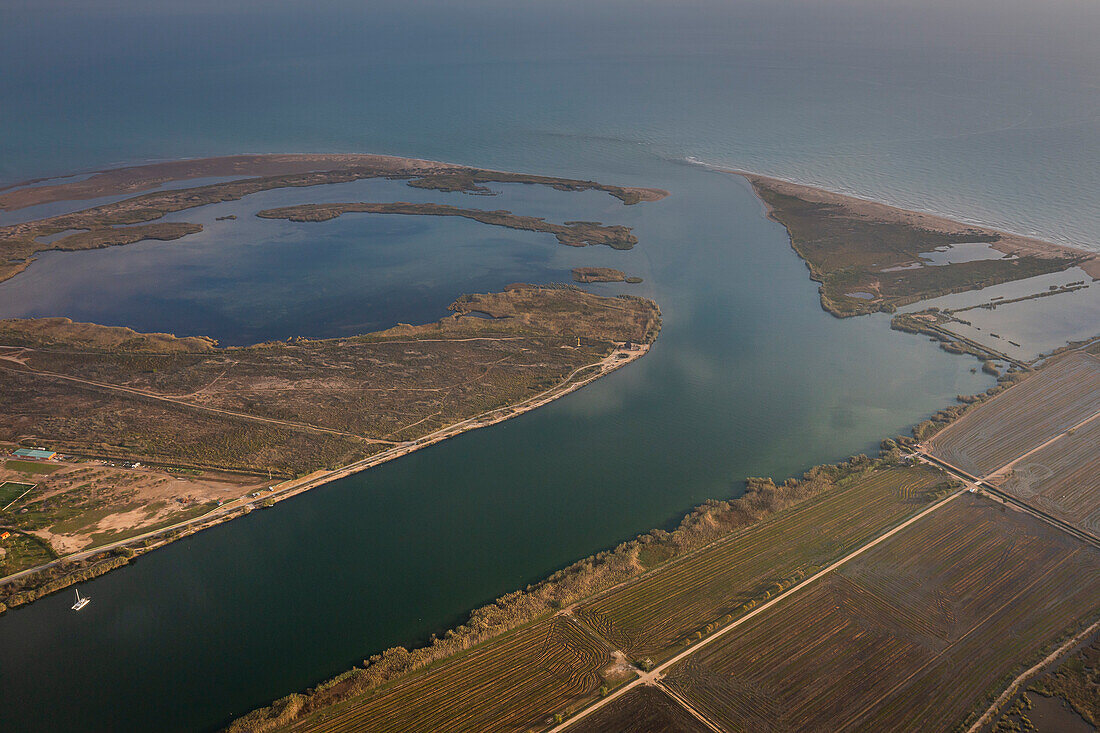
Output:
top-left (575, 465), bottom-right (949, 661)
top-left (742, 174), bottom-right (1089, 317)
top-left (4, 460), bottom-right (60, 475)
top-left (997, 410), bottom-right (1100, 538)
top-left (0, 531), bottom-right (56, 576)
top-left (276, 617), bottom-right (619, 733)
top-left (566, 686), bottom-right (711, 733)
top-left (0, 481), bottom-right (34, 508)
top-left (927, 352), bottom-right (1100, 477)
top-left (661, 494), bottom-right (1100, 732)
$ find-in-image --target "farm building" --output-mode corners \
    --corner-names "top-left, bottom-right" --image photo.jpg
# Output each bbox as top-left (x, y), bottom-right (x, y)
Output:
top-left (12, 448), bottom-right (56, 460)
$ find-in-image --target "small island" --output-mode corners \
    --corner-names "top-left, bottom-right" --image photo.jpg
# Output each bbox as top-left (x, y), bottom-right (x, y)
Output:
top-left (571, 267), bottom-right (643, 284)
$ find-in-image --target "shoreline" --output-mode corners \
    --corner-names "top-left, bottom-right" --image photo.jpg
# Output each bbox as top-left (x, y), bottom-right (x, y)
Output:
top-left (0, 153), bottom-right (670, 212)
top-left (690, 160), bottom-right (1099, 275)
top-left (0, 342), bottom-right (650, 595)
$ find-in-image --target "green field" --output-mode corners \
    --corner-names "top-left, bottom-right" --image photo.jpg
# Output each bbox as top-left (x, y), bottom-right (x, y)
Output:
top-left (575, 465), bottom-right (949, 661)
top-left (0, 481), bottom-right (34, 508)
top-left (0, 531), bottom-right (56, 576)
top-left (4, 460), bottom-right (60, 475)
top-left (662, 494), bottom-right (1100, 732)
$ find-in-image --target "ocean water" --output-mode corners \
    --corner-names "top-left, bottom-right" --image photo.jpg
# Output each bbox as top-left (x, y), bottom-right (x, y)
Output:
top-left (0, 1), bottom-right (1096, 730)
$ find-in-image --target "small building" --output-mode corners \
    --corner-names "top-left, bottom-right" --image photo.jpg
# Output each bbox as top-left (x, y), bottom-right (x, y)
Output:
top-left (12, 448), bottom-right (57, 460)
top-left (0, 531), bottom-right (11, 541)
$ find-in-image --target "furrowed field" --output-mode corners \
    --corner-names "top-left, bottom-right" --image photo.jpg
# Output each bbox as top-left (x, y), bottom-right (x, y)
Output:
top-left (927, 353), bottom-right (1100, 477)
top-left (997, 410), bottom-right (1100, 538)
top-left (662, 494), bottom-right (1100, 732)
top-left (567, 687), bottom-right (711, 733)
top-left (575, 466), bottom-right (948, 661)
top-left (284, 617), bottom-right (618, 733)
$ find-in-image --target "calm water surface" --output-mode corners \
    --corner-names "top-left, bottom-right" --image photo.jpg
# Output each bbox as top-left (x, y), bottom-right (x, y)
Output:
top-left (1, 1), bottom-right (1096, 730)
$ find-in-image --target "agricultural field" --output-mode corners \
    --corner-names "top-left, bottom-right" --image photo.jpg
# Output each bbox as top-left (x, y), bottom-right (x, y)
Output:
top-left (927, 352), bottom-right (1100, 477)
top-left (575, 465), bottom-right (949, 661)
top-left (662, 494), bottom-right (1100, 732)
top-left (280, 616), bottom-right (621, 733)
top-left (566, 686), bottom-right (712, 733)
top-left (997, 410), bottom-right (1100, 538)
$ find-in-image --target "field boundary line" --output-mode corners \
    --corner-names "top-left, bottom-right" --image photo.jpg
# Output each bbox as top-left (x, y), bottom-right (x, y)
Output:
top-left (560, 465), bottom-right (938, 618)
top-left (552, 488), bottom-right (966, 732)
top-left (966, 616), bottom-right (1100, 733)
top-left (985, 404), bottom-right (1100, 481)
top-left (841, 546), bottom-right (1082, 731)
top-left (654, 680), bottom-right (726, 733)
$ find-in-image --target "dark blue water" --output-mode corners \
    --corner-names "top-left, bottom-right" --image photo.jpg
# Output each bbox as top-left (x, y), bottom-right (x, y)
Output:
top-left (0, 1), bottom-right (1094, 731)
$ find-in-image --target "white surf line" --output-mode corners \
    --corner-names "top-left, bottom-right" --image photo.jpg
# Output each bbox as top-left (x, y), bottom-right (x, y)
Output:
top-left (967, 617), bottom-right (1100, 733)
top-left (552, 488), bottom-right (966, 733)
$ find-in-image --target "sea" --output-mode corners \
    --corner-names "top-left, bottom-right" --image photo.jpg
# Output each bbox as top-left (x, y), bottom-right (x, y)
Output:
top-left (0, 1), bottom-right (1097, 730)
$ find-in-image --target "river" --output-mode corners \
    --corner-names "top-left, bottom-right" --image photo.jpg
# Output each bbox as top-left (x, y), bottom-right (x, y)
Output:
top-left (0, 1), bottom-right (1096, 730)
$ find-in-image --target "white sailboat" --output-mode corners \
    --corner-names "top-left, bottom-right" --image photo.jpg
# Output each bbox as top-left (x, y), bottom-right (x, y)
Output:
top-left (71, 588), bottom-right (90, 611)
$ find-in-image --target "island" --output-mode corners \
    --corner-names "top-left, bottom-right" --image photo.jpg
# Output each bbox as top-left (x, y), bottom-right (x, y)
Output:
top-left (0, 153), bottom-right (667, 284)
top-left (256, 202), bottom-right (638, 249)
top-left (737, 172), bottom-right (1097, 317)
top-left (571, 267), bottom-right (643, 284)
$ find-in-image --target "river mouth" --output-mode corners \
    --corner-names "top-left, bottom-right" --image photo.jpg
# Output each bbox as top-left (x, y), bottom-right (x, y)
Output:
top-left (0, 156), bottom-right (992, 732)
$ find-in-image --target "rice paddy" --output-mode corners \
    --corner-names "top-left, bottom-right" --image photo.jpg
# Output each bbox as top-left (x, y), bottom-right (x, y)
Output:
top-left (661, 494), bottom-right (1100, 732)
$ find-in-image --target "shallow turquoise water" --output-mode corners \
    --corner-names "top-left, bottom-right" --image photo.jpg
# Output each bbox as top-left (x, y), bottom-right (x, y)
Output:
top-left (0, 1), bottom-right (1095, 730)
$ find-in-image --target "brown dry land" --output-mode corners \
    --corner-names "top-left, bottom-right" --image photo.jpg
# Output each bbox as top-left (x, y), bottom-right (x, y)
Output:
top-left (739, 173), bottom-right (1097, 317)
top-left (927, 352), bottom-right (1100, 477)
top-left (0, 153), bottom-right (666, 284)
top-left (231, 459), bottom-right (952, 733)
top-left (0, 286), bottom-right (659, 588)
top-left (566, 686), bottom-right (713, 733)
top-left (257, 202), bottom-right (638, 249)
top-left (0, 457), bottom-right (260, 555)
top-left (662, 493), bottom-right (1100, 732)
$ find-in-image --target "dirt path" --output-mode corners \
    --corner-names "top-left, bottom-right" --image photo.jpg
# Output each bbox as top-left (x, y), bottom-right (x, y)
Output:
top-left (549, 488), bottom-right (967, 732)
top-left (967, 617), bottom-right (1100, 733)
top-left (985, 405), bottom-right (1100, 481)
top-left (0, 361), bottom-right (395, 445)
top-left (0, 346), bottom-right (645, 588)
